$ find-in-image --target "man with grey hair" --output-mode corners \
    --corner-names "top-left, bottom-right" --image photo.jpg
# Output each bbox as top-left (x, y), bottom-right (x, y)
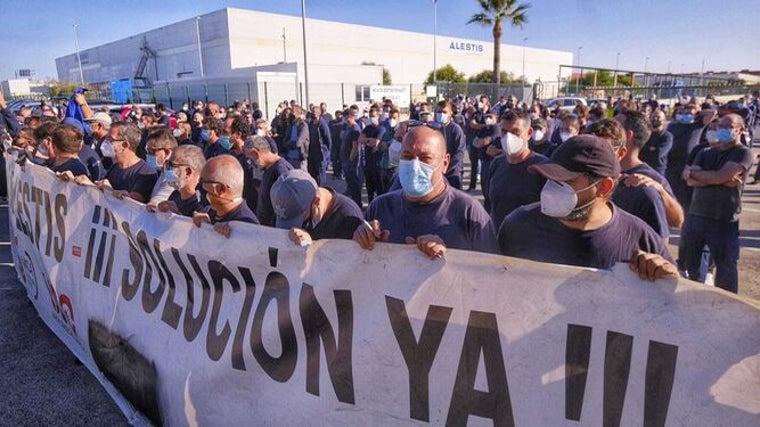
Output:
top-left (79, 123), bottom-right (158, 203)
top-left (244, 135), bottom-right (293, 226)
top-left (193, 154), bottom-right (259, 238)
top-left (149, 144), bottom-right (206, 217)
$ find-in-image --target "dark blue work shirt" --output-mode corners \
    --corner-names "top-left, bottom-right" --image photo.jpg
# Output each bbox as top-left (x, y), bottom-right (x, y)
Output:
top-left (443, 121), bottom-right (466, 176)
top-left (690, 144), bottom-right (754, 222)
top-left (257, 158), bottom-right (293, 227)
top-left (303, 188), bottom-right (363, 240)
top-left (106, 160), bottom-right (158, 202)
top-left (49, 157), bottom-right (90, 178)
top-left (498, 202), bottom-right (674, 269)
top-left (79, 145), bottom-right (105, 181)
top-left (204, 141), bottom-right (229, 160)
top-left (640, 130), bottom-right (673, 177)
top-left (365, 186), bottom-right (499, 254)
top-left (624, 163), bottom-right (674, 198)
top-left (168, 190), bottom-right (203, 217)
top-left (612, 183), bottom-right (669, 239)
top-left (487, 153), bottom-right (548, 230)
top-left (209, 202), bottom-right (260, 224)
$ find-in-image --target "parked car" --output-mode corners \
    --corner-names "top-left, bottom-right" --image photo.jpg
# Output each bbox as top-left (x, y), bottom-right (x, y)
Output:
top-left (544, 97), bottom-right (587, 112)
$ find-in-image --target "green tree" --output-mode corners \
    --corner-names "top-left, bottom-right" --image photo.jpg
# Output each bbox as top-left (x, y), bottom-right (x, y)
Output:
top-left (425, 64), bottom-right (466, 85)
top-left (48, 81), bottom-right (80, 97)
top-left (468, 69), bottom-right (529, 85)
top-left (467, 0), bottom-right (530, 84)
top-left (383, 67), bottom-right (392, 85)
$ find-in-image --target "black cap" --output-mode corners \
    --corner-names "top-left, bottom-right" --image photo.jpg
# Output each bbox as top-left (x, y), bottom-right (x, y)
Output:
top-left (529, 134), bottom-right (621, 181)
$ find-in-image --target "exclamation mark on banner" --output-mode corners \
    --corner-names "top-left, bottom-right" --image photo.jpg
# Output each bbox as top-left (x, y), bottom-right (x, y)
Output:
top-left (603, 331), bottom-right (633, 427)
top-left (643, 341), bottom-right (678, 427)
top-left (565, 324), bottom-right (592, 421)
top-left (268, 247), bottom-right (278, 267)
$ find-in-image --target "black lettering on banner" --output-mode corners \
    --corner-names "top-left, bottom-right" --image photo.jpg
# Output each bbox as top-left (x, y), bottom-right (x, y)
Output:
top-left (250, 272), bottom-right (297, 383)
top-left (385, 296), bottom-right (452, 422)
top-left (160, 248), bottom-right (184, 329)
top-left (54, 192), bottom-right (67, 258)
top-left (643, 341), bottom-right (678, 427)
top-left (206, 260), bottom-right (241, 362)
top-left (21, 183), bottom-right (32, 242)
top-left (31, 187), bottom-right (42, 248)
top-left (102, 234), bottom-right (117, 288)
top-left (300, 284), bottom-right (354, 404)
top-left (565, 324), bottom-right (593, 421)
top-left (120, 222), bottom-right (144, 301)
top-left (83, 206), bottom-right (101, 280)
top-left (182, 254), bottom-right (211, 342)
top-left (138, 232), bottom-right (167, 314)
top-left (92, 227), bottom-right (109, 283)
top-left (231, 267), bottom-right (256, 371)
top-left (446, 311), bottom-right (515, 427)
top-left (268, 247), bottom-right (278, 267)
top-left (42, 189), bottom-right (53, 257)
top-left (603, 331), bottom-right (633, 427)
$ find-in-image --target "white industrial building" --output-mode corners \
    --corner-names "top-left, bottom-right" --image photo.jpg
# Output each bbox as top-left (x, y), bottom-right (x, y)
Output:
top-left (55, 7), bottom-right (573, 118)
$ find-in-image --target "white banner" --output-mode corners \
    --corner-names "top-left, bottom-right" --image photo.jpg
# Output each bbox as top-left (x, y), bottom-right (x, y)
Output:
top-left (6, 156), bottom-right (760, 426)
top-left (370, 85), bottom-right (410, 107)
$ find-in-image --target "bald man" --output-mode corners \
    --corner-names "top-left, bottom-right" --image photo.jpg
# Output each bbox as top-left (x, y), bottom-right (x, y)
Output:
top-left (354, 126), bottom-right (498, 258)
top-left (193, 154), bottom-right (259, 237)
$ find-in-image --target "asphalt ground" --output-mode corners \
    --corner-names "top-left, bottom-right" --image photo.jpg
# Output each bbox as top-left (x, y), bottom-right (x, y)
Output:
top-left (0, 146), bottom-right (758, 426)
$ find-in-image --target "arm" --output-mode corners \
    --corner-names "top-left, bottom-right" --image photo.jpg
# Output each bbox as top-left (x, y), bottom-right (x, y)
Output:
top-left (74, 93), bottom-right (93, 119)
top-left (623, 174), bottom-right (684, 227)
top-left (688, 162), bottom-right (745, 186)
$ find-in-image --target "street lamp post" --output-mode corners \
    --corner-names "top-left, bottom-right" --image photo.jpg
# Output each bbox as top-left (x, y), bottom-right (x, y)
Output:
top-left (613, 52), bottom-right (620, 87)
top-left (521, 37), bottom-right (527, 82)
top-left (195, 17), bottom-right (204, 79)
top-left (644, 57), bottom-right (650, 89)
top-left (301, 0), bottom-right (310, 107)
top-left (433, 0), bottom-right (438, 83)
top-left (73, 24), bottom-right (85, 85)
top-left (575, 46), bottom-right (582, 95)
top-left (282, 28), bottom-right (287, 62)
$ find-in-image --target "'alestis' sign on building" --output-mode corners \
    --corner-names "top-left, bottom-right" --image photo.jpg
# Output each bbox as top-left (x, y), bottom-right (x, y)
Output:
top-left (448, 40), bottom-right (485, 54)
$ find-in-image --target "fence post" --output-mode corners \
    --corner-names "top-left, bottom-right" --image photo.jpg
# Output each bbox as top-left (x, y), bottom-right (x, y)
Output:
top-left (224, 84), bottom-right (229, 107)
top-left (204, 84), bottom-right (208, 103)
top-left (167, 84), bottom-right (173, 109)
top-left (299, 82), bottom-right (303, 106)
top-left (341, 83), bottom-right (345, 107)
top-left (409, 83), bottom-right (413, 108)
top-left (264, 82), bottom-right (269, 121)
top-left (185, 86), bottom-right (190, 107)
top-left (247, 82), bottom-right (252, 104)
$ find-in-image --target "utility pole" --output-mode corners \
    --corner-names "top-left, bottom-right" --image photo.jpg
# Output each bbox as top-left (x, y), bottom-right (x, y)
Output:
top-left (195, 17), bottom-right (204, 78)
top-left (301, 0), bottom-right (310, 106)
top-left (433, 0), bottom-right (438, 83)
top-left (521, 37), bottom-right (527, 82)
top-left (282, 28), bottom-right (287, 62)
top-left (575, 46), bottom-right (582, 95)
top-left (73, 24), bottom-right (85, 85)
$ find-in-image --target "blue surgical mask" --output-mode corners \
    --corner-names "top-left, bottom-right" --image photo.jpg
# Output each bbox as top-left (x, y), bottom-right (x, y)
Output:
top-left (397, 159), bottom-right (437, 198)
top-left (716, 128), bottom-right (734, 143)
top-left (677, 114), bottom-right (694, 123)
top-left (219, 136), bottom-right (231, 150)
top-left (370, 117), bottom-right (379, 126)
top-left (164, 167), bottom-right (181, 189)
top-left (146, 154), bottom-right (159, 170)
top-left (201, 129), bottom-right (210, 142)
top-left (435, 113), bottom-right (447, 124)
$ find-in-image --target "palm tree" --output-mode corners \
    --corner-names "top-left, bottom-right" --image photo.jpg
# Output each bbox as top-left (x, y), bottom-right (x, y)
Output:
top-left (467, 0), bottom-right (530, 84)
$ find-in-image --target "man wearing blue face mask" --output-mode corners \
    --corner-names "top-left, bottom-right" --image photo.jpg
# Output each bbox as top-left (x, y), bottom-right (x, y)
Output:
top-left (353, 126), bottom-right (498, 258)
top-left (202, 118), bottom-right (228, 159)
top-left (498, 135), bottom-right (677, 280)
top-left (435, 100), bottom-right (466, 189)
top-left (680, 113), bottom-right (754, 293)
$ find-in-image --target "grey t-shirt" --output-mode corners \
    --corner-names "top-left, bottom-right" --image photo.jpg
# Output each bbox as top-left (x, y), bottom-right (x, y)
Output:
top-left (689, 144), bottom-right (754, 222)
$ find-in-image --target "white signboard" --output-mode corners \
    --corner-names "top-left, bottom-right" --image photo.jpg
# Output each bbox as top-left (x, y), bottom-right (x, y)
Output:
top-left (370, 85), bottom-right (410, 106)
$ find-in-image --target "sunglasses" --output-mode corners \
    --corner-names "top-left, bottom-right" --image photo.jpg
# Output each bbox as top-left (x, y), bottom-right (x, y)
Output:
top-left (164, 160), bottom-right (189, 169)
top-left (407, 120), bottom-right (443, 130)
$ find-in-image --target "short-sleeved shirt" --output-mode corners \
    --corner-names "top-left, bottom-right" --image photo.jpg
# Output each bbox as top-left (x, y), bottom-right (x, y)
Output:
top-left (640, 130), bottom-right (673, 177)
top-left (487, 152), bottom-right (548, 229)
top-left (529, 139), bottom-right (556, 158)
top-left (49, 157), bottom-right (89, 178)
top-left (257, 158), bottom-right (293, 227)
top-left (303, 188), bottom-right (363, 240)
top-left (498, 202), bottom-right (673, 269)
top-left (79, 145), bottom-right (105, 181)
top-left (365, 186), bottom-right (499, 254)
top-left (623, 163), bottom-right (674, 198)
top-left (362, 124), bottom-right (386, 170)
top-left (168, 190), bottom-right (203, 217)
top-left (204, 142), bottom-right (229, 160)
top-left (689, 144), bottom-right (754, 222)
top-left (208, 202), bottom-right (260, 225)
top-left (612, 183), bottom-right (669, 239)
top-left (106, 160), bottom-right (158, 202)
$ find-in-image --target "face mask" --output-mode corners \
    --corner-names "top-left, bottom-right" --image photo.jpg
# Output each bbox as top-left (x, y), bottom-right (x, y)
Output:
top-left (100, 140), bottom-right (116, 158)
top-left (256, 128), bottom-right (266, 137)
top-left (219, 136), bottom-right (231, 150)
top-left (540, 180), bottom-right (597, 219)
top-left (173, 128), bottom-right (182, 138)
top-left (560, 132), bottom-right (573, 142)
top-left (502, 132), bottom-right (526, 156)
top-left (532, 130), bottom-right (545, 142)
top-left (435, 113), bottom-right (447, 124)
top-left (381, 113), bottom-right (390, 121)
top-left (478, 102), bottom-right (484, 110)
top-left (677, 114), bottom-right (694, 123)
top-left (164, 167), bottom-right (182, 189)
top-left (705, 130), bottom-right (719, 144)
top-left (201, 129), bottom-right (210, 142)
top-left (485, 117), bottom-right (495, 126)
top-left (398, 159), bottom-right (437, 198)
top-left (390, 119), bottom-right (398, 128)
top-left (36, 144), bottom-right (50, 158)
top-left (363, 112), bottom-right (369, 118)
top-left (146, 154), bottom-right (160, 170)
top-left (137, 122), bottom-right (145, 130)
top-left (370, 117), bottom-right (379, 126)
top-left (716, 128), bottom-right (735, 143)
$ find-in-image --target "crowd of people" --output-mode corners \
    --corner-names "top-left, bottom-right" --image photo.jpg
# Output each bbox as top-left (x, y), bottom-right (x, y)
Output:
top-left (1, 87), bottom-right (758, 292)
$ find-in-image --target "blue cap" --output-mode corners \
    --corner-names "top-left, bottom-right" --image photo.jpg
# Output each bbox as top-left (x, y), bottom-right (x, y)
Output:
top-left (270, 170), bottom-right (318, 230)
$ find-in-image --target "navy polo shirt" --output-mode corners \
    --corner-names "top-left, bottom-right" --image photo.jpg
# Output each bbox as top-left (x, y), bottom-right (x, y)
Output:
top-left (487, 153), bottom-right (548, 230)
top-left (257, 158), bottom-right (294, 227)
top-left (106, 160), bottom-right (158, 202)
top-left (303, 188), bottom-right (363, 240)
top-left (209, 202), bottom-right (260, 225)
top-left (168, 190), bottom-right (203, 217)
top-left (50, 157), bottom-right (90, 179)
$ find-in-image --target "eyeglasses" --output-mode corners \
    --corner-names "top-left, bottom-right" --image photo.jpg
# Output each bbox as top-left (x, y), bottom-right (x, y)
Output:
top-left (199, 178), bottom-right (229, 190)
top-left (146, 147), bottom-right (170, 155)
top-left (164, 160), bottom-right (189, 169)
top-left (407, 120), bottom-right (443, 130)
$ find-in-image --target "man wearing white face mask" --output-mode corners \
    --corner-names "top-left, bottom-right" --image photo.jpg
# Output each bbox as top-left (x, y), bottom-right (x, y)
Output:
top-left (487, 110), bottom-right (548, 229)
top-left (151, 145), bottom-right (206, 217)
top-left (354, 126), bottom-right (498, 258)
top-left (146, 127), bottom-right (179, 205)
top-left (498, 135), bottom-right (677, 280)
top-left (435, 100), bottom-right (466, 189)
top-left (680, 113), bottom-right (754, 293)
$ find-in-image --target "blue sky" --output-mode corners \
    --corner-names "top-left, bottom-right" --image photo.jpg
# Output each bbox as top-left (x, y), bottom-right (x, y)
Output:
top-left (1, 0), bottom-right (758, 80)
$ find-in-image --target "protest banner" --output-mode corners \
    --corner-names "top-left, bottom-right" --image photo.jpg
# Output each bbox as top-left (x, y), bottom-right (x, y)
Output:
top-left (6, 156), bottom-right (760, 426)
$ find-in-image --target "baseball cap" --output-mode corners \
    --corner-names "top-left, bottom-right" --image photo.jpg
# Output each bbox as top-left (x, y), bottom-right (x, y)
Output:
top-left (529, 134), bottom-right (620, 181)
top-left (61, 117), bottom-right (85, 133)
top-left (84, 112), bottom-right (112, 129)
top-left (270, 170), bottom-right (318, 230)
